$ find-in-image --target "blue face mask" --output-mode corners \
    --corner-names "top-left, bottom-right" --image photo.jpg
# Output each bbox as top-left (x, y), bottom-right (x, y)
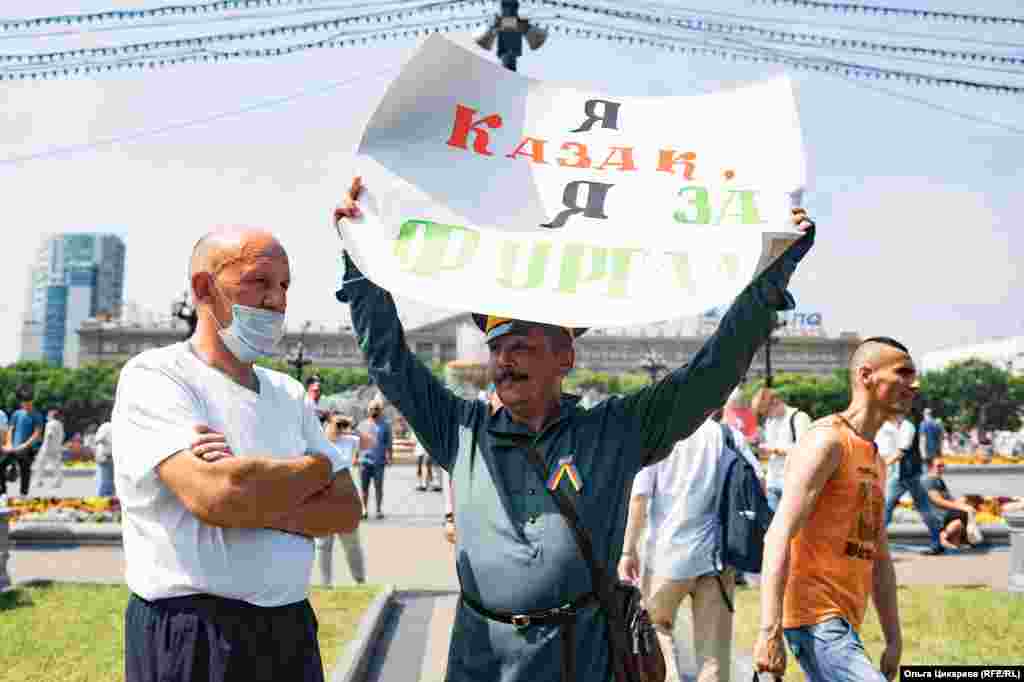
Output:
top-left (211, 285), bottom-right (286, 362)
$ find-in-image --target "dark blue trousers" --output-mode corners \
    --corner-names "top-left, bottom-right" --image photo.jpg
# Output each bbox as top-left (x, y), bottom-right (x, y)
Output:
top-left (125, 593), bottom-right (324, 682)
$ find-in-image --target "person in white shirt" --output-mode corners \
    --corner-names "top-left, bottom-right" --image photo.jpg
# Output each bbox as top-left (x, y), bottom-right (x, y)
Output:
top-left (618, 415), bottom-right (764, 682)
top-left (93, 417), bottom-right (115, 497)
top-left (33, 408), bottom-right (65, 489)
top-left (316, 414), bottom-right (370, 585)
top-left (874, 415), bottom-right (913, 481)
top-left (752, 388), bottom-right (812, 512)
top-left (113, 227), bottom-right (362, 682)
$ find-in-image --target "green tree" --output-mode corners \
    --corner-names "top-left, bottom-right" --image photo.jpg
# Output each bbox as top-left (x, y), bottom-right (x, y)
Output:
top-left (919, 359), bottom-right (1022, 432)
top-left (741, 371), bottom-right (850, 420)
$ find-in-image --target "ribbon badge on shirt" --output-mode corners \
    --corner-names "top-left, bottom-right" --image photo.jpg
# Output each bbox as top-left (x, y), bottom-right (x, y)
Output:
top-left (548, 454), bottom-right (583, 494)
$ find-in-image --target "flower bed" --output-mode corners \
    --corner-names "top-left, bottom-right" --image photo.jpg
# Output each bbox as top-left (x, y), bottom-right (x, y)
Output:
top-left (7, 497), bottom-right (121, 524)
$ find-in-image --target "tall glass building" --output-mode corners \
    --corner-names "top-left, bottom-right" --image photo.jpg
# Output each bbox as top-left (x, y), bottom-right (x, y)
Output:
top-left (19, 233), bottom-right (126, 367)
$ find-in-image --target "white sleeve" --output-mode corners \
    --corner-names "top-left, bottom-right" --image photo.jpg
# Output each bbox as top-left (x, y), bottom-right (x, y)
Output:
top-left (301, 402), bottom-right (348, 473)
top-left (899, 420), bottom-right (916, 450)
top-left (632, 463), bottom-right (656, 497)
top-left (112, 364), bottom-right (206, 485)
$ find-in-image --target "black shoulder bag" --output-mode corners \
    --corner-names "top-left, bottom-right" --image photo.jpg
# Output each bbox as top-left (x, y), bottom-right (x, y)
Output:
top-left (522, 447), bottom-right (666, 682)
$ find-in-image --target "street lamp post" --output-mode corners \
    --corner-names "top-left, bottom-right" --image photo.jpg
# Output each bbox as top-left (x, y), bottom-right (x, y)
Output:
top-left (475, 0), bottom-right (548, 72)
top-left (287, 321), bottom-right (313, 382)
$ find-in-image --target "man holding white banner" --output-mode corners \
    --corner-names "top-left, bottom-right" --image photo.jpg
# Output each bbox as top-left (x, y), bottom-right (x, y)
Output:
top-left (335, 176), bottom-right (814, 681)
top-left (333, 35), bottom-right (815, 682)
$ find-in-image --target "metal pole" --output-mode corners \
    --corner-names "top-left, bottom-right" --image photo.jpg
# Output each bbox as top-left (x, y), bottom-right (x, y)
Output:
top-left (497, 0), bottom-right (522, 72)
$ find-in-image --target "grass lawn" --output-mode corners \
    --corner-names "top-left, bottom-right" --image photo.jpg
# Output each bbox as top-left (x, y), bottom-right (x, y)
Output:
top-left (0, 583), bottom-right (381, 682)
top-left (730, 585), bottom-right (1024, 678)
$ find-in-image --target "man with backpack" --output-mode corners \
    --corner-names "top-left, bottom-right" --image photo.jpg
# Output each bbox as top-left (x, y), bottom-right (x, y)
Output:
top-left (752, 388), bottom-right (812, 512)
top-left (619, 412), bottom-right (766, 682)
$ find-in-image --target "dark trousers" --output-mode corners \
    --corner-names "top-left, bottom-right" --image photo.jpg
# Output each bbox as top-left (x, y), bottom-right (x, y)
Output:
top-left (1, 452), bottom-right (34, 496)
top-left (125, 593), bottom-right (324, 682)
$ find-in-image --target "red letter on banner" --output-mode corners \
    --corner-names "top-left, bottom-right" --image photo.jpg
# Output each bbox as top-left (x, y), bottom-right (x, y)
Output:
top-left (447, 104), bottom-right (503, 156)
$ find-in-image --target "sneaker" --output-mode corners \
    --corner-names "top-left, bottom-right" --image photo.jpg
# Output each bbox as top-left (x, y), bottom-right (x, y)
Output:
top-left (416, 484), bottom-right (426, 492)
top-left (921, 546), bottom-right (945, 556)
top-left (376, 511), bottom-right (385, 519)
top-left (432, 485), bottom-right (443, 492)
top-left (361, 510), bottom-right (369, 520)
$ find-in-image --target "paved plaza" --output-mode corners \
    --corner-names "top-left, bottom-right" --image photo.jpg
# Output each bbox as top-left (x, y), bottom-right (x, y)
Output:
top-left (5, 464), bottom-right (1015, 682)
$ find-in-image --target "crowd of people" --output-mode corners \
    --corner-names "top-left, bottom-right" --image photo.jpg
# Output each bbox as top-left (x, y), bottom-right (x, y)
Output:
top-left (2, 178), bottom-right (1012, 682)
top-left (0, 386), bottom-right (115, 498)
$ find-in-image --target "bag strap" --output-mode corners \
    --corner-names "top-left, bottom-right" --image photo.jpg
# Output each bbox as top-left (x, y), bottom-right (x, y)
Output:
top-left (714, 424), bottom-right (737, 614)
top-left (521, 446), bottom-right (613, 606)
top-left (789, 410), bottom-right (798, 444)
top-left (520, 446), bottom-right (628, 676)
top-left (715, 573), bottom-right (735, 614)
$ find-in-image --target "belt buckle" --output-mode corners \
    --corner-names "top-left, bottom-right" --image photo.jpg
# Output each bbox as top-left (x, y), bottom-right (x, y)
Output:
top-left (511, 614), bottom-right (531, 629)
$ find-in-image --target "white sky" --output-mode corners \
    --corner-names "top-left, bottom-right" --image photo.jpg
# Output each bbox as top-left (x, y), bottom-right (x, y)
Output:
top-left (1, 0), bottom-right (1022, 365)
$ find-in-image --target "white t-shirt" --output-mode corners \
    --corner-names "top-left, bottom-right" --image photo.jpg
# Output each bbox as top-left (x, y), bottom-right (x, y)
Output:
top-left (331, 433), bottom-right (360, 467)
top-left (94, 422), bottom-right (113, 464)
top-left (875, 418), bottom-right (914, 477)
top-left (761, 406), bottom-right (812, 490)
top-left (41, 419), bottom-right (65, 458)
top-left (632, 419), bottom-right (761, 580)
top-left (112, 342), bottom-right (348, 607)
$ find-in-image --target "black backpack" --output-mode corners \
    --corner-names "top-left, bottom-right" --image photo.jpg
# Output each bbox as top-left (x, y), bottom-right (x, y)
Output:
top-left (714, 422), bottom-right (775, 612)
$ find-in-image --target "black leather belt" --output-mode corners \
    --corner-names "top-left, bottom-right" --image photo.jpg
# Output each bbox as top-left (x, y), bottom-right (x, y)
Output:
top-left (460, 591), bottom-right (597, 629)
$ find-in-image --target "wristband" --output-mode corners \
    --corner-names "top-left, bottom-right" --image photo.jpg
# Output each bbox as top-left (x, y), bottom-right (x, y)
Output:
top-left (444, 512), bottom-right (455, 523)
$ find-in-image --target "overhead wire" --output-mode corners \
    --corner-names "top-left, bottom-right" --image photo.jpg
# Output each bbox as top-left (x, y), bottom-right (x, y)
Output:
top-left (528, 2), bottom-right (1024, 93)
top-left (604, 0), bottom-right (1024, 50)
top-left (541, 19), bottom-right (1024, 135)
top-left (0, 63), bottom-right (401, 166)
top-left (748, 0), bottom-right (1024, 27)
top-left (0, 0), bottom-right (483, 65)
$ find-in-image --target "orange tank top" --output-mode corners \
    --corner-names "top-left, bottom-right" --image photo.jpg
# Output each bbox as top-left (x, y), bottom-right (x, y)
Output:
top-left (782, 415), bottom-right (887, 631)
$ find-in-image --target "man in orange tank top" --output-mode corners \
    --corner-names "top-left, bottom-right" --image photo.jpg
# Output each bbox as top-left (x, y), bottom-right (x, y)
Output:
top-left (754, 337), bottom-right (916, 682)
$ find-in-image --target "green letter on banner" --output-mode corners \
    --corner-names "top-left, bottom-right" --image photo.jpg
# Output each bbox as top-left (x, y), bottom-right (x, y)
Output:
top-left (394, 220), bottom-right (480, 278)
top-left (557, 244), bottom-right (608, 294)
top-left (672, 186), bottom-right (711, 225)
top-left (498, 241), bottom-right (552, 290)
top-left (669, 252), bottom-right (697, 295)
top-left (715, 190), bottom-right (761, 225)
top-left (607, 248), bottom-right (642, 298)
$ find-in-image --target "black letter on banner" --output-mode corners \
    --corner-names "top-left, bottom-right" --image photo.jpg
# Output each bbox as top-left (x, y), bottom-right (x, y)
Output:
top-left (541, 181), bottom-right (614, 229)
top-left (570, 100), bottom-right (621, 133)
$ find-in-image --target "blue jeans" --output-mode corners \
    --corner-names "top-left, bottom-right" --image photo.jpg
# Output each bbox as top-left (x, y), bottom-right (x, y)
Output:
top-left (766, 487), bottom-right (783, 512)
top-left (784, 617), bottom-right (884, 682)
top-left (884, 474), bottom-right (941, 549)
top-left (96, 459), bottom-right (116, 497)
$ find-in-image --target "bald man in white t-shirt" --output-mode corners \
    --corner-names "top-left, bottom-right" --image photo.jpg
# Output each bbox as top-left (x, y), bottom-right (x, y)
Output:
top-left (113, 228), bottom-right (362, 682)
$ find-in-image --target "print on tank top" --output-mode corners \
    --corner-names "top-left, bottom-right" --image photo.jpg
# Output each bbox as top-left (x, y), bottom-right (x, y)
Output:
top-left (846, 466), bottom-right (883, 561)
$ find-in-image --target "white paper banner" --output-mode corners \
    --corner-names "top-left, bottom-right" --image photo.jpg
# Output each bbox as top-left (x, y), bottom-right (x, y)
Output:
top-left (344, 35), bottom-right (807, 328)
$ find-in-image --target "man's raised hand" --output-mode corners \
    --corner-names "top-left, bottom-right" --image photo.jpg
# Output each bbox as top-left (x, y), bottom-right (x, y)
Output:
top-left (333, 176), bottom-right (364, 224)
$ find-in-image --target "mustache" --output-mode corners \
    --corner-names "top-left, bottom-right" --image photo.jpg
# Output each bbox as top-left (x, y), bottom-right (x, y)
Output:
top-left (493, 368), bottom-right (529, 384)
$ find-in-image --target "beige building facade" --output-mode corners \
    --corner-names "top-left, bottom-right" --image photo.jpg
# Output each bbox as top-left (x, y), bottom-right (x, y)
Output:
top-left (78, 313), bottom-right (859, 378)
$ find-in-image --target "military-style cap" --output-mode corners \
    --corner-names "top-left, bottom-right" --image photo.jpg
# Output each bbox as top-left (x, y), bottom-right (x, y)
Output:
top-left (472, 313), bottom-right (588, 345)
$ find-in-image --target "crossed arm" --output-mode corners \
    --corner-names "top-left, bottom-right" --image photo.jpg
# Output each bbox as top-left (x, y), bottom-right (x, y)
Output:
top-left (157, 432), bottom-right (362, 537)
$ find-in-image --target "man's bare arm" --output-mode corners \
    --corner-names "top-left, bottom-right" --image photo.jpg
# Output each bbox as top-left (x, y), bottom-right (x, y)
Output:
top-left (759, 427), bottom-right (843, 631)
top-left (158, 451), bottom-right (333, 528)
top-left (926, 489), bottom-right (972, 514)
top-left (270, 470), bottom-right (362, 537)
top-left (872, 529), bottom-right (902, 680)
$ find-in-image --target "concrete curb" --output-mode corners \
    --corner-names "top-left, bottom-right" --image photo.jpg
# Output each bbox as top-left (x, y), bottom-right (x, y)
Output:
top-left (330, 584), bottom-right (396, 682)
top-left (8, 521), bottom-right (1011, 547)
top-left (11, 522), bottom-right (122, 546)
